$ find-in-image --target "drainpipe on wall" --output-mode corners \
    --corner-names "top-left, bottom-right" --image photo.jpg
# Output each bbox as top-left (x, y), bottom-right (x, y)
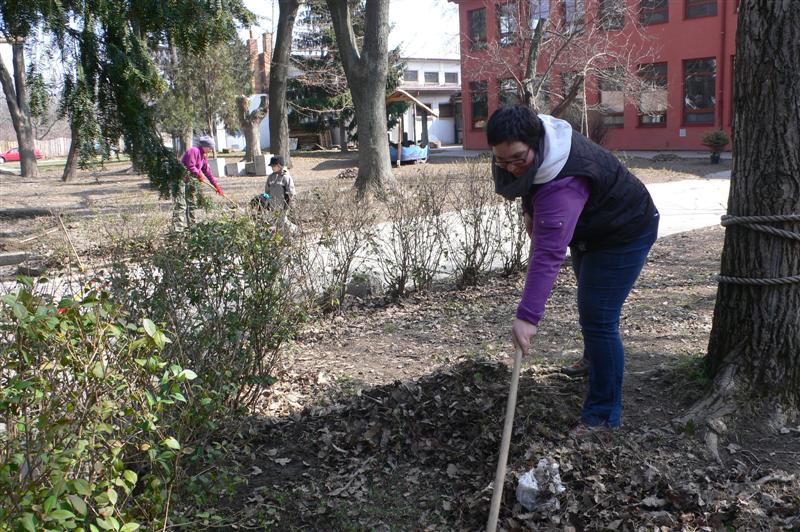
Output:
top-left (718, 2), bottom-right (727, 129)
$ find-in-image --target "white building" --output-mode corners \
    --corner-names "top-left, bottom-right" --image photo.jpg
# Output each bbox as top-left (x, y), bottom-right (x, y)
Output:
top-left (391, 57), bottom-right (461, 146)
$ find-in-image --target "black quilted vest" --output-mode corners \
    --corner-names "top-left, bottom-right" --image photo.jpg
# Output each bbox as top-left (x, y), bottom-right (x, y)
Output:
top-left (524, 131), bottom-right (658, 251)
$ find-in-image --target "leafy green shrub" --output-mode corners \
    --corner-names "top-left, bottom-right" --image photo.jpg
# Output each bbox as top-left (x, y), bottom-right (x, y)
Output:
top-left (371, 175), bottom-right (448, 297)
top-left (110, 216), bottom-right (307, 434)
top-left (700, 130), bottom-right (731, 153)
top-left (0, 277), bottom-right (189, 530)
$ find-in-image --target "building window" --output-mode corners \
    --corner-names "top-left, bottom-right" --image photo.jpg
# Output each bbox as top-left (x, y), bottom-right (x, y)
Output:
top-left (497, 2), bottom-right (519, 46)
top-left (598, 0), bottom-right (624, 30)
top-left (404, 70), bottom-right (418, 82)
top-left (598, 69), bottom-right (624, 127)
top-left (424, 71), bottom-right (440, 84)
top-left (444, 72), bottom-right (459, 84)
top-left (499, 79), bottom-right (522, 106)
top-left (564, 0), bottom-right (585, 26)
top-left (470, 81), bottom-right (488, 129)
top-left (686, 0), bottom-right (717, 19)
top-left (683, 58), bottom-right (716, 124)
top-left (531, 0), bottom-right (551, 20)
top-left (638, 62), bottom-right (667, 126)
top-left (640, 0), bottom-right (668, 25)
top-left (468, 8), bottom-right (487, 49)
top-left (439, 103), bottom-right (454, 118)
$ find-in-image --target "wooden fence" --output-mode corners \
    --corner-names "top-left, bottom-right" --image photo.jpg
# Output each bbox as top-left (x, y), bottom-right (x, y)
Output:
top-left (0, 137), bottom-right (71, 159)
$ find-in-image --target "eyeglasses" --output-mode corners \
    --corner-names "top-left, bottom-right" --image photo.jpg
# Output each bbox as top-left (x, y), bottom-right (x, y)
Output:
top-left (494, 147), bottom-right (531, 169)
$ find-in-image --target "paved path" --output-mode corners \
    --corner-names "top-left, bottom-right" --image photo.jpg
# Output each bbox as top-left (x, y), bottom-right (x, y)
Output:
top-left (648, 179), bottom-right (729, 237)
top-left (429, 145), bottom-right (733, 162)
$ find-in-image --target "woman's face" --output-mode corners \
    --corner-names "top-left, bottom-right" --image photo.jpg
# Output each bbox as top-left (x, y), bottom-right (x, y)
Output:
top-left (492, 141), bottom-right (535, 177)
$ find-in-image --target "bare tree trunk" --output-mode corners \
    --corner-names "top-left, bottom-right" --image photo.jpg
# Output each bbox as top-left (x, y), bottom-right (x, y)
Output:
top-left (522, 19), bottom-right (546, 109)
top-left (0, 39), bottom-right (38, 177)
top-left (339, 116), bottom-right (349, 152)
top-left (550, 74), bottom-right (584, 118)
top-left (681, 1), bottom-right (800, 430)
top-left (326, 0), bottom-right (393, 194)
top-left (62, 123), bottom-right (80, 182)
top-left (237, 94), bottom-right (268, 161)
top-left (269, 0), bottom-right (300, 169)
top-left (180, 130), bottom-right (192, 156)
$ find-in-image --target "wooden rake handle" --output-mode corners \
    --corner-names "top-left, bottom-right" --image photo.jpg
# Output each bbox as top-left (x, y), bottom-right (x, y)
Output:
top-left (200, 179), bottom-right (239, 209)
top-left (486, 346), bottom-right (524, 532)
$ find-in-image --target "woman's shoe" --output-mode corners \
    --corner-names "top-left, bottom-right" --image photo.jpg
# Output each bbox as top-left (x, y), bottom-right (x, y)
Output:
top-left (561, 357), bottom-right (590, 377)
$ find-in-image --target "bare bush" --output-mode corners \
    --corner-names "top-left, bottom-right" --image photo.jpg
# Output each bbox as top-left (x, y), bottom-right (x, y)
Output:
top-left (445, 160), bottom-right (505, 287)
top-left (290, 185), bottom-right (378, 311)
top-left (497, 197), bottom-right (529, 275)
top-left (371, 174), bottom-right (448, 297)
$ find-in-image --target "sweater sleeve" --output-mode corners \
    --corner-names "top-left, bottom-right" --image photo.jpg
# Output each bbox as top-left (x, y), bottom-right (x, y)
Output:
top-left (200, 157), bottom-right (220, 189)
top-left (516, 176), bottom-right (590, 325)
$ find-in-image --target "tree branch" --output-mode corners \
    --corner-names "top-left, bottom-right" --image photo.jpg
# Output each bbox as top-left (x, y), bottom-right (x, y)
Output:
top-left (325, 0), bottom-right (362, 76)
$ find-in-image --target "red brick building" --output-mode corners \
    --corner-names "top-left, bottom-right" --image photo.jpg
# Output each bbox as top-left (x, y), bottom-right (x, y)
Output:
top-left (448, 0), bottom-right (737, 151)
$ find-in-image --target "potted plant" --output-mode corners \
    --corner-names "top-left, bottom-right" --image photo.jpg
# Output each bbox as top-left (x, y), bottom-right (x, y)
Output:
top-left (700, 130), bottom-right (730, 164)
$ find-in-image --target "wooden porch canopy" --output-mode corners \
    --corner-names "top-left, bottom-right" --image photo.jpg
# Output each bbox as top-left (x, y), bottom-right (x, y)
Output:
top-left (386, 88), bottom-right (439, 117)
top-left (386, 89), bottom-right (439, 166)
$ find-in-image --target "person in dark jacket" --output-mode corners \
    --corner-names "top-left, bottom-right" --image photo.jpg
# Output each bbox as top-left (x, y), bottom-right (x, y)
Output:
top-left (488, 105), bottom-right (659, 436)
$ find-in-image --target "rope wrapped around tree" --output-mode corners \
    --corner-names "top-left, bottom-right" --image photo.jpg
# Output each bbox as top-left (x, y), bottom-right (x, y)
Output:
top-left (717, 213), bottom-right (800, 285)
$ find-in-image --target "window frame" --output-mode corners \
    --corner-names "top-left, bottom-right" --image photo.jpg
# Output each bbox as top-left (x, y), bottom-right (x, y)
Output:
top-left (598, 0), bottom-right (625, 31)
top-left (496, 1), bottom-right (519, 46)
top-left (683, 58), bottom-right (716, 126)
top-left (424, 71), bottom-right (440, 84)
top-left (637, 62), bottom-right (668, 127)
top-left (563, 0), bottom-right (585, 27)
top-left (685, 0), bottom-right (717, 19)
top-left (470, 81), bottom-right (489, 130)
top-left (639, 0), bottom-right (668, 25)
top-left (444, 71), bottom-right (459, 84)
top-left (468, 8), bottom-right (488, 49)
top-left (499, 78), bottom-right (522, 106)
top-left (403, 70), bottom-right (419, 82)
top-left (438, 103), bottom-right (455, 118)
top-left (598, 69), bottom-right (625, 128)
top-left (530, 0), bottom-right (551, 22)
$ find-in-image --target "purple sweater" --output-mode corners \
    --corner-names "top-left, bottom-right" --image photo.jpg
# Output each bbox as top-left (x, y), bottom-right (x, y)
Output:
top-left (517, 175), bottom-right (590, 325)
top-left (181, 147), bottom-right (220, 189)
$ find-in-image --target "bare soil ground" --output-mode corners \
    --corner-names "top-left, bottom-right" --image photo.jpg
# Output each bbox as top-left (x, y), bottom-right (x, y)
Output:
top-left (223, 224), bottom-right (799, 531)
top-left (6, 153), bottom-right (793, 531)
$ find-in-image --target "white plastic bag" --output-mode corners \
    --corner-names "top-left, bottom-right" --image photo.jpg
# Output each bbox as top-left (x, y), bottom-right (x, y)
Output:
top-left (516, 458), bottom-right (566, 511)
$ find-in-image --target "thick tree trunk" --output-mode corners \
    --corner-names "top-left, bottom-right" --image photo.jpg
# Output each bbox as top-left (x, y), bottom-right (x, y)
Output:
top-left (237, 94), bottom-right (268, 161)
top-left (700, 2), bottom-right (800, 423)
top-left (62, 124), bottom-right (80, 182)
top-left (269, 0), bottom-right (299, 169)
top-left (326, 0), bottom-right (393, 194)
top-left (0, 40), bottom-right (38, 177)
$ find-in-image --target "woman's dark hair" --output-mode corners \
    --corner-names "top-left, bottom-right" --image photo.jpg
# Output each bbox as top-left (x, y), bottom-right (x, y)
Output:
top-left (486, 105), bottom-right (544, 148)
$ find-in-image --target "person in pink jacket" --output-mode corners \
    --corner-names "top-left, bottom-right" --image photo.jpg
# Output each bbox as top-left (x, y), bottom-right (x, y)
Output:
top-left (172, 136), bottom-right (224, 232)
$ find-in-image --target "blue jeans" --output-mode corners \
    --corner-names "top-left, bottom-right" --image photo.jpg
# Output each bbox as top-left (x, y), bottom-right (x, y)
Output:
top-left (571, 214), bottom-right (659, 427)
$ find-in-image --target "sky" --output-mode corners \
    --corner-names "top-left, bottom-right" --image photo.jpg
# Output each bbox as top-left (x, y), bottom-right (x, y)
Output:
top-left (242, 0), bottom-right (461, 59)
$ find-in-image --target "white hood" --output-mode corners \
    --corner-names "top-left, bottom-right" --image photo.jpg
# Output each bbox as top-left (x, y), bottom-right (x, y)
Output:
top-left (532, 114), bottom-right (573, 185)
